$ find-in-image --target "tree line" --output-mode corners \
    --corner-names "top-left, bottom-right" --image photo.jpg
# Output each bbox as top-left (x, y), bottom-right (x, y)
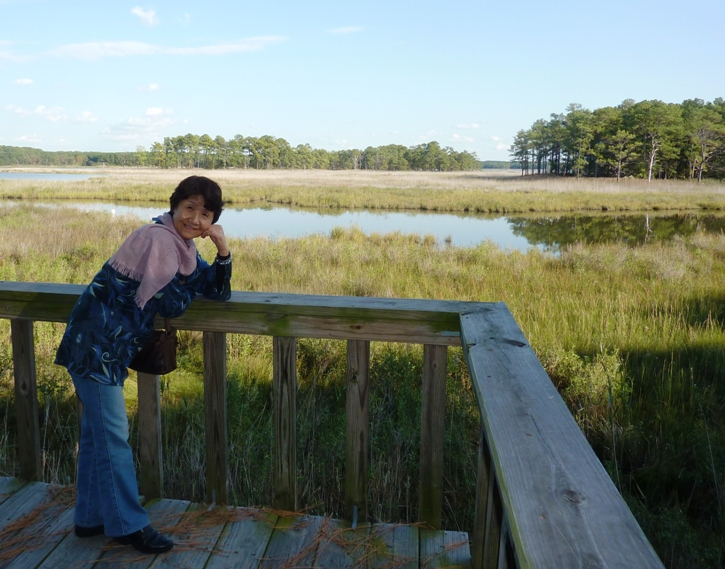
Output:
top-left (0, 137), bottom-right (481, 171)
top-left (510, 98), bottom-right (725, 181)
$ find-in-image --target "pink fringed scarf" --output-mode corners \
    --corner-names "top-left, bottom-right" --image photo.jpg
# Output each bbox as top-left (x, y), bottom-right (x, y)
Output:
top-left (109, 212), bottom-right (197, 309)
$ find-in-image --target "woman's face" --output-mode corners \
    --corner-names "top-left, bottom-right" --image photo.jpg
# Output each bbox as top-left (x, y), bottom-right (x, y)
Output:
top-left (172, 194), bottom-right (213, 239)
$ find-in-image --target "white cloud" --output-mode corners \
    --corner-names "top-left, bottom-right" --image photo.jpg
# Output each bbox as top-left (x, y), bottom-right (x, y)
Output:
top-left (16, 134), bottom-right (43, 144)
top-left (74, 111), bottom-right (98, 123)
top-left (12, 78), bottom-right (33, 85)
top-left (179, 13), bottom-right (191, 25)
top-left (101, 114), bottom-right (176, 142)
top-left (491, 135), bottom-right (501, 141)
top-left (496, 142), bottom-right (508, 151)
top-left (415, 130), bottom-right (441, 141)
top-left (450, 134), bottom-right (475, 143)
top-left (49, 37), bottom-right (287, 60)
top-left (328, 26), bottom-right (363, 35)
top-left (6, 104), bottom-right (66, 122)
top-left (138, 82), bottom-right (161, 91)
top-left (131, 6), bottom-right (159, 26)
top-left (145, 107), bottom-right (172, 116)
top-left (456, 123), bottom-right (480, 129)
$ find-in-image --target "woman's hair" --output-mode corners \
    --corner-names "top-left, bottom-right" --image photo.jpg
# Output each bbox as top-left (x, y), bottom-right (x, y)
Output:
top-left (169, 176), bottom-right (224, 223)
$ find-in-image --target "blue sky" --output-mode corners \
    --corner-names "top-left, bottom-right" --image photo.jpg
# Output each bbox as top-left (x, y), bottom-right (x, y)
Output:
top-left (2, 0), bottom-right (724, 161)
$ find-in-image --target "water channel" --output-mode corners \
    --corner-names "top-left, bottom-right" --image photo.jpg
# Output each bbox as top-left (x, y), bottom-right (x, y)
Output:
top-left (9, 200), bottom-right (725, 253)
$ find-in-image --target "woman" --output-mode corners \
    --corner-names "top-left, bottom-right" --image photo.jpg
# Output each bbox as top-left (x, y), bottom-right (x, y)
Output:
top-left (55, 176), bottom-right (232, 554)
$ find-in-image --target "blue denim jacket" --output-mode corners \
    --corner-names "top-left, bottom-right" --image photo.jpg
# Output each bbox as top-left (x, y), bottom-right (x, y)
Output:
top-left (55, 252), bottom-right (231, 386)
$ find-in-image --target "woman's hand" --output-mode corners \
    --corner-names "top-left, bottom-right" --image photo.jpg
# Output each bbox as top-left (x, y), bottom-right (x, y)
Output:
top-left (201, 224), bottom-right (230, 257)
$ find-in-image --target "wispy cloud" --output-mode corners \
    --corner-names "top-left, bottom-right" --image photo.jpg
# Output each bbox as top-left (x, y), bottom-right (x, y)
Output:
top-left (16, 134), bottom-right (43, 144)
top-left (328, 26), bottom-right (363, 35)
top-left (101, 113), bottom-right (176, 142)
top-left (6, 104), bottom-right (66, 122)
top-left (416, 130), bottom-right (441, 141)
top-left (491, 135), bottom-right (508, 150)
top-left (145, 107), bottom-right (172, 116)
top-left (179, 13), bottom-right (191, 25)
top-left (456, 123), bottom-right (480, 129)
top-left (138, 82), bottom-right (161, 91)
top-left (0, 44), bottom-right (32, 63)
top-left (131, 6), bottom-right (159, 26)
top-left (49, 37), bottom-right (287, 60)
top-left (73, 111), bottom-right (98, 123)
top-left (12, 78), bottom-right (33, 85)
top-left (450, 133), bottom-right (475, 143)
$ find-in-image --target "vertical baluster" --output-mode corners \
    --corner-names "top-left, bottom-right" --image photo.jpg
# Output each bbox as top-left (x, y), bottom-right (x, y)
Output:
top-left (138, 371), bottom-right (163, 499)
top-left (345, 339), bottom-right (370, 522)
top-left (418, 344), bottom-right (447, 528)
top-left (273, 336), bottom-right (297, 511)
top-left (11, 319), bottom-right (41, 482)
top-left (471, 427), bottom-right (503, 569)
top-left (497, 515), bottom-right (517, 569)
top-left (204, 331), bottom-right (228, 505)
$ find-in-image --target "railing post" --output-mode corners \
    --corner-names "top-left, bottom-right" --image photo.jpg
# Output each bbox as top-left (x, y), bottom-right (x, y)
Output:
top-left (11, 319), bottom-right (42, 482)
top-left (471, 426), bottom-right (502, 569)
top-left (273, 336), bottom-right (297, 511)
top-left (137, 372), bottom-right (163, 499)
top-left (204, 331), bottom-right (228, 505)
top-left (418, 344), bottom-right (447, 529)
top-left (345, 339), bottom-right (370, 523)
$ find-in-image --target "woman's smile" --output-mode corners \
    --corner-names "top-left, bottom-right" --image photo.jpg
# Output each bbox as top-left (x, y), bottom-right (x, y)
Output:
top-left (172, 195), bottom-right (213, 239)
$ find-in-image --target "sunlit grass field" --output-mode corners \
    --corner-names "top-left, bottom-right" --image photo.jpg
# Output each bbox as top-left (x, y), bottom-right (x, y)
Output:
top-left (2, 167), bottom-right (725, 213)
top-left (0, 176), bottom-right (724, 567)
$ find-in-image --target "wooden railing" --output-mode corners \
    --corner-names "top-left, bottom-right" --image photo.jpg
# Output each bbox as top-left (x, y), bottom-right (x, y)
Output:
top-left (1, 282), bottom-right (664, 568)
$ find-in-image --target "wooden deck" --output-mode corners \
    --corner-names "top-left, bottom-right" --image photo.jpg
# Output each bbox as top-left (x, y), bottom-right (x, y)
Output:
top-left (0, 478), bottom-right (471, 569)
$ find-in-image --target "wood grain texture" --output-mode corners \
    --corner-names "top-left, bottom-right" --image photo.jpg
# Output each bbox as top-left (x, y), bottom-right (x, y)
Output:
top-left (204, 331), bottom-right (228, 505)
top-left (312, 518), bottom-right (371, 569)
top-left (0, 284), bottom-right (481, 345)
top-left (11, 319), bottom-right (41, 482)
top-left (273, 336), bottom-right (297, 512)
top-left (138, 372), bottom-right (164, 500)
top-left (260, 515), bottom-right (324, 569)
top-left (460, 305), bottom-right (664, 569)
top-left (369, 523), bottom-right (419, 569)
top-left (419, 344), bottom-right (447, 529)
top-left (0, 476), bottom-right (27, 506)
top-left (344, 340), bottom-right (370, 523)
top-left (470, 427), bottom-right (496, 569)
top-left (205, 508), bottom-right (278, 569)
top-left (420, 529), bottom-right (472, 569)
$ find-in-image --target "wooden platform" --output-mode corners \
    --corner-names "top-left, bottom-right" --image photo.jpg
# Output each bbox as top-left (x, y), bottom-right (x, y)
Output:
top-left (0, 478), bottom-right (471, 569)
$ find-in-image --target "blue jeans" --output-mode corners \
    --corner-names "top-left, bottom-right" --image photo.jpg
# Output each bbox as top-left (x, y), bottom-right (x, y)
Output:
top-left (72, 375), bottom-right (150, 537)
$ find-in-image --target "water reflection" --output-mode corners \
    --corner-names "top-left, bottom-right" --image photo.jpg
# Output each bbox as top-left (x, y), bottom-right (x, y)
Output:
top-left (508, 214), bottom-right (725, 251)
top-left (4, 199), bottom-right (724, 252)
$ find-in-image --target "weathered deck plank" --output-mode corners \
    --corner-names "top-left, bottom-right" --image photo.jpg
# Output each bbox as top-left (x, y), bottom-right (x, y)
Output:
top-left (0, 479), bottom-right (468, 569)
top-left (313, 518), bottom-right (371, 568)
top-left (369, 523), bottom-right (419, 569)
top-left (205, 509), bottom-right (278, 569)
top-left (260, 515), bottom-right (325, 569)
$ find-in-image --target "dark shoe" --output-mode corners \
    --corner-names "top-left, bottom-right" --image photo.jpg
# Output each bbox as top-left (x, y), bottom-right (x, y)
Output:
top-left (114, 525), bottom-right (174, 554)
top-left (74, 524), bottom-right (105, 538)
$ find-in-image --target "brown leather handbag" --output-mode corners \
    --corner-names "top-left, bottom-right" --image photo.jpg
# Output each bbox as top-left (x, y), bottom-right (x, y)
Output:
top-left (128, 319), bottom-right (178, 375)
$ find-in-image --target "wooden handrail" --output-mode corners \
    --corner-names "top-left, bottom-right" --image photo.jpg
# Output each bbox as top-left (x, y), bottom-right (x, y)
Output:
top-left (0, 281), bottom-right (664, 568)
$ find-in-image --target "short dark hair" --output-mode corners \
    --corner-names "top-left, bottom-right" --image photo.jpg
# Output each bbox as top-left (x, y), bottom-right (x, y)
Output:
top-left (169, 176), bottom-right (224, 223)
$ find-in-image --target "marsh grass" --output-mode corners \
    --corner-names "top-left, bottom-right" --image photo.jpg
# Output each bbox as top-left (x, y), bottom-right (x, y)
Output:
top-left (0, 203), bottom-right (724, 566)
top-left (2, 168), bottom-right (725, 214)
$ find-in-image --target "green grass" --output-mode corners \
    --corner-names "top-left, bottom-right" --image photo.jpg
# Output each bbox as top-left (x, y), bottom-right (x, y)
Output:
top-left (0, 202), bottom-right (724, 567)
